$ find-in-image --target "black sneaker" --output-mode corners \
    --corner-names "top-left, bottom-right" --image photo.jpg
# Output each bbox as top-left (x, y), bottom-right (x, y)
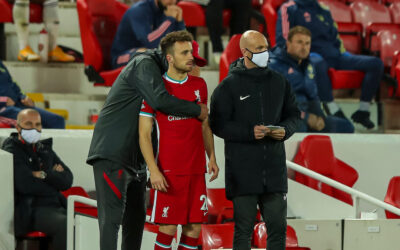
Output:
top-left (351, 110), bottom-right (375, 129)
top-left (333, 110), bottom-right (347, 120)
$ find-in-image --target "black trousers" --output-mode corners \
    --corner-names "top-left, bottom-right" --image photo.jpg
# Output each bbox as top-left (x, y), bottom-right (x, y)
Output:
top-left (232, 193), bottom-right (287, 250)
top-left (93, 159), bottom-right (147, 250)
top-left (206, 0), bottom-right (252, 52)
top-left (32, 206), bottom-right (67, 250)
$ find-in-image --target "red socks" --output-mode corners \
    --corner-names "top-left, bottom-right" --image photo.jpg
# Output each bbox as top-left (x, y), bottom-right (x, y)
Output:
top-left (154, 231), bottom-right (174, 250)
top-left (177, 234), bottom-right (199, 250)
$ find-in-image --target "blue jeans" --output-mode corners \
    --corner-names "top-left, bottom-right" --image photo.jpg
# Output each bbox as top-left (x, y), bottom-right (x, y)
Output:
top-left (298, 115), bottom-right (354, 133)
top-left (310, 53), bottom-right (384, 102)
top-left (0, 106), bottom-right (65, 129)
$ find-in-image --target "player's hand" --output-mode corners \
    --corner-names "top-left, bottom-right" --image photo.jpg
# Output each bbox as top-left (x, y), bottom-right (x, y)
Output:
top-left (6, 97), bottom-right (15, 106)
top-left (307, 113), bottom-right (325, 131)
top-left (21, 96), bottom-right (35, 107)
top-left (150, 169), bottom-right (169, 192)
top-left (173, 5), bottom-right (183, 21)
top-left (197, 103), bottom-right (208, 121)
top-left (53, 164), bottom-right (64, 172)
top-left (208, 160), bottom-right (219, 182)
top-left (254, 125), bottom-right (269, 140)
top-left (164, 5), bottom-right (179, 19)
top-left (268, 128), bottom-right (285, 140)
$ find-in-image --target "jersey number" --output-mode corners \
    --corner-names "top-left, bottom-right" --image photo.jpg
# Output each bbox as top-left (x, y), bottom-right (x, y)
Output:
top-left (200, 194), bottom-right (208, 211)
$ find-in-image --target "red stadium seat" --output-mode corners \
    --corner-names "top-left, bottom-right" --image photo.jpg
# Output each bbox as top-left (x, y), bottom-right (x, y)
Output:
top-left (319, 0), bottom-right (353, 23)
top-left (377, 29), bottom-right (400, 68)
top-left (261, 0), bottom-right (286, 47)
top-left (16, 231), bottom-right (49, 250)
top-left (219, 34), bottom-right (242, 82)
top-left (384, 176), bottom-right (400, 219)
top-left (337, 22), bottom-right (363, 54)
top-left (0, 0), bottom-right (43, 23)
top-left (365, 23), bottom-right (400, 53)
top-left (294, 135), bottom-right (359, 205)
top-left (61, 186), bottom-right (98, 217)
top-left (177, 1), bottom-right (231, 28)
top-left (201, 224), bottom-right (234, 250)
top-left (253, 222), bottom-right (311, 249)
top-left (328, 69), bottom-right (365, 89)
top-left (389, 2), bottom-right (400, 24)
top-left (206, 188), bottom-right (234, 224)
top-left (76, 0), bottom-right (128, 87)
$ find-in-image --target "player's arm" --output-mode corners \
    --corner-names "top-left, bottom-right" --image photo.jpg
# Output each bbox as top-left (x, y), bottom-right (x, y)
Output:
top-left (202, 117), bottom-right (219, 182)
top-left (138, 115), bottom-right (169, 192)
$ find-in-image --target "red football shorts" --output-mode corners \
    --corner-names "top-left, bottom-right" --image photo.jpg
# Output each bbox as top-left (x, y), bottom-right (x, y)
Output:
top-left (150, 174), bottom-right (208, 225)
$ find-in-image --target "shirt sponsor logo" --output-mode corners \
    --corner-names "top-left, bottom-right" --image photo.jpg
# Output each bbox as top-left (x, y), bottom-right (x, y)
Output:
top-left (167, 115), bottom-right (190, 121)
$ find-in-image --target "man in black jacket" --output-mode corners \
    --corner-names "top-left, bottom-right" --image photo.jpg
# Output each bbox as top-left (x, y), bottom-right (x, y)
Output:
top-left (87, 49), bottom-right (208, 250)
top-left (210, 30), bottom-right (301, 250)
top-left (2, 109), bottom-right (73, 250)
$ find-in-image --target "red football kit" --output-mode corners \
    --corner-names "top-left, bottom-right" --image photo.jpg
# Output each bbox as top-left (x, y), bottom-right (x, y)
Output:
top-left (140, 73), bottom-right (209, 225)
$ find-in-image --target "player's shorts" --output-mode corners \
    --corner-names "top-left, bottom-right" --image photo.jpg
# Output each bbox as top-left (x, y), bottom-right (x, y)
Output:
top-left (150, 174), bottom-right (208, 225)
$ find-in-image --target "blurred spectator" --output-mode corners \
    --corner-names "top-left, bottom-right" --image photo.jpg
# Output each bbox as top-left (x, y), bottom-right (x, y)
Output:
top-left (206, 0), bottom-right (252, 64)
top-left (9, 0), bottom-right (75, 62)
top-left (276, 0), bottom-right (384, 129)
top-left (270, 26), bottom-right (354, 133)
top-left (111, 0), bottom-right (185, 69)
top-left (1, 109), bottom-right (73, 250)
top-left (0, 61), bottom-right (65, 128)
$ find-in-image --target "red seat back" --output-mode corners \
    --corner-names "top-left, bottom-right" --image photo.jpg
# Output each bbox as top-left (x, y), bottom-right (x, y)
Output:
top-left (206, 188), bottom-right (233, 223)
top-left (365, 23), bottom-right (400, 52)
top-left (0, 0), bottom-right (42, 23)
top-left (262, 0), bottom-right (286, 48)
top-left (77, 0), bottom-right (128, 72)
top-left (337, 22), bottom-right (363, 54)
top-left (219, 34), bottom-right (242, 82)
top-left (390, 2), bottom-right (400, 24)
top-left (384, 176), bottom-right (400, 219)
top-left (378, 29), bottom-right (400, 67)
top-left (320, 0), bottom-right (353, 23)
top-left (201, 224), bottom-right (234, 250)
top-left (350, 1), bottom-right (392, 33)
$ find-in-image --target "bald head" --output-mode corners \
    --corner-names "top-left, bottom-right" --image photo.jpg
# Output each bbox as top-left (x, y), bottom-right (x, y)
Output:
top-left (240, 30), bottom-right (269, 69)
top-left (17, 109), bottom-right (40, 124)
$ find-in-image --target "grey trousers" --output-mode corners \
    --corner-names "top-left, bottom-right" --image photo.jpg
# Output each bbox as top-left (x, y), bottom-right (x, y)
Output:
top-left (232, 193), bottom-right (287, 250)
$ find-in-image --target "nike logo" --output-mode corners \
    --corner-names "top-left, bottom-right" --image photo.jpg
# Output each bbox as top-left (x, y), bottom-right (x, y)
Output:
top-left (240, 95), bottom-right (250, 100)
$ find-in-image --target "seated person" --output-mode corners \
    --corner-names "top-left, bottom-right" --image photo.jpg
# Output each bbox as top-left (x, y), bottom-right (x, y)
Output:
top-left (2, 109), bottom-right (73, 250)
top-left (111, 0), bottom-right (185, 69)
top-left (9, 0), bottom-right (75, 62)
top-left (270, 26), bottom-right (354, 133)
top-left (276, 0), bottom-right (384, 129)
top-left (0, 61), bottom-right (65, 128)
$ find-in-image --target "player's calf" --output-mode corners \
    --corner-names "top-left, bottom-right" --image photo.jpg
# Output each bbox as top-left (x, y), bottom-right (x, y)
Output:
top-left (155, 224), bottom-right (177, 250)
top-left (178, 223), bottom-right (201, 250)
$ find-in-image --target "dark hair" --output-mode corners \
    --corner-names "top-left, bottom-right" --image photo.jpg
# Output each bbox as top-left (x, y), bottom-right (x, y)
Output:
top-left (287, 26), bottom-right (311, 41)
top-left (160, 30), bottom-right (194, 56)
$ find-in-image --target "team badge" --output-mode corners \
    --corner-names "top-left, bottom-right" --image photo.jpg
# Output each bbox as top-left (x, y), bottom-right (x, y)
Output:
top-left (194, 90), bottom-right (201, 103)
top-left (162, 206), bottom-right (169, 217)
top-left (304, 12), bottom-right (311, 22)
top-left (288, 67), bottom-right (294, 74)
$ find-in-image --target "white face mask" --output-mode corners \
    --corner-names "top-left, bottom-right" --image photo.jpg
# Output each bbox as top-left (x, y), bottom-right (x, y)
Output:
top-left (20, 129), bottom-right (41, 144)
top-left (246, 48), bottom-right (269, 68)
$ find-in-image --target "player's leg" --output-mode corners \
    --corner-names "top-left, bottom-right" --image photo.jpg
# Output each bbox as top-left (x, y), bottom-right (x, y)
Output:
top-left (179, 223), bottom-right (201, 250)
top-left (154, 224), bottom-right (178, 250)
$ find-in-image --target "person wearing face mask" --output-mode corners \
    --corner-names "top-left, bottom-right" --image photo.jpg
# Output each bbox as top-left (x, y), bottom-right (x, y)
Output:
top-left (209, 30), bottom-right (301, 250)
top-left (110, 0), bottom-right (185, 69)
top-left (1, 109), bottom-right (73, 250)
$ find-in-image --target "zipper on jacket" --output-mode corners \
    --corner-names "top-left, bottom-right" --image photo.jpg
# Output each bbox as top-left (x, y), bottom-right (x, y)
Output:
top-left (260, 89), bottom-right (268, 186)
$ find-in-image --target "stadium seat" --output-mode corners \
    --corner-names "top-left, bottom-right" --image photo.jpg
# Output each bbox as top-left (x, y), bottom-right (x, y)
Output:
top-left (26, 93), bottom-right (69, 120)
top-left (261, 0), bottom-right (286, 47)
top-left (365, 24), bottom-right (400, 53)
top-left (206, 188), bottom-right (234, 224)
top-left (61, 186), bottom-right (98, 217)
top-left (384, 176), bottom-right (400, 219)
top-left (294, 135), bottom-right (359, 205)
top-left (328, 69), bottom-right (365, 89)
top-left (177, 1), bottom-right (231, 28)
top-left (16, 231), bottom-right (48, 250)
top-left (219, 34), bottom-right (242, 82)
top-left (319, 0), bottom-right (353, 23)
top-left (377, 29), bottom-right (400, 68)
top-left (253, 222), bottom-right (311, 249)
top-left (337, 22), bottom-right (363, 54)
top-left (76, 0), bottom-right (128, 87)
top-left (389, 2), bottom-right (400, 24)
top-left (0, 0), bottom-right (43, 23)
top-left (201, 223), bottom-right (234, 250)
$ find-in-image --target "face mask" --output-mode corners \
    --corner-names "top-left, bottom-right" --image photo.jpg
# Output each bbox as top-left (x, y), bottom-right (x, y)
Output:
top-left (20, 128), bottom-right (41, 144)
top-left (246, 48), bottom-right (269, 68)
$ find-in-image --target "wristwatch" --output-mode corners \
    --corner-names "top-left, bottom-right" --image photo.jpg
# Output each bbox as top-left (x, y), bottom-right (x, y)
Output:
top-left (40, 171), bottom-right (47, 179)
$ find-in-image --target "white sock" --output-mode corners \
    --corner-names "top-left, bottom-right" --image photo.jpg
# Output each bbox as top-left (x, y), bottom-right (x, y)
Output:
top-left (327, 102), bottom-right (340, 114)
top-left (358, 101), bottom-right (370, 112)
top-left (43, 0), bottom-right (59, 50)
top-left (13, 0), bottom-right (29, 50)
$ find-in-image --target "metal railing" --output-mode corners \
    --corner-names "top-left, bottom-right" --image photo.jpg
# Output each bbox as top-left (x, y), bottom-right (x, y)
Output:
top-left (286, 160), bottom-right (400, 218)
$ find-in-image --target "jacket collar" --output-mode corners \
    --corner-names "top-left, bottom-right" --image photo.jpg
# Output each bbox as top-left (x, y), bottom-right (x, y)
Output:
top-left (271, 46), bottom-right (310, 70)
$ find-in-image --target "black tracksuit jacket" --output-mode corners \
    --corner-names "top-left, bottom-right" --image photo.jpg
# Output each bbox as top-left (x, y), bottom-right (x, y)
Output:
top-left (210, 59), bottom-right (301, 199)
top-left (87, 50), bottom-right (201, 173)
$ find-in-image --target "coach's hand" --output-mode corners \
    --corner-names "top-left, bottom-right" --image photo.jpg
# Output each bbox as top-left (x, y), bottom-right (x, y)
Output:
top-left (268, 128), bottom-right (286, 141)
top-left (150, 169), bottom-right (169, 192)
top-left (208, 159), bottom-right (219, 182)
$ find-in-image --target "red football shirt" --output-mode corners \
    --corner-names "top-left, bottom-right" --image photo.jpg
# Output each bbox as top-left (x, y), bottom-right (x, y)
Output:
top-left (140, 73), bottom-right (208, 175)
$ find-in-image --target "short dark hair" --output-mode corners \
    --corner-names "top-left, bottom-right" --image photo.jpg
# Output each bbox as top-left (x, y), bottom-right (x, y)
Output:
top-left (160, 30), bottom-right (194, 56)
top-left (287, 26), bottom-right (311, 41)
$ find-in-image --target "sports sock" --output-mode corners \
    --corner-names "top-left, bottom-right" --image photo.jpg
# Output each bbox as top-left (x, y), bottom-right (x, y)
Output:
top-left (177, 234), bottom-right (199, 250)
top-left (154, 231), bottom-right (174, 250)
top-left (43, 0), bottom-right (59, 50)
top-left (358, 101), bottom-right (370, 112)
top-left (13, 0), bottom-right (29, 50)
top-left (327, 101), bottom-right (340, 115)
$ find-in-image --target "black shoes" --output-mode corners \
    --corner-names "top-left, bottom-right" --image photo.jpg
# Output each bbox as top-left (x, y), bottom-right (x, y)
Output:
top-left (351, 110), bottom-right (375, 129)
top-left (333, 110), bottom-right (347, 120)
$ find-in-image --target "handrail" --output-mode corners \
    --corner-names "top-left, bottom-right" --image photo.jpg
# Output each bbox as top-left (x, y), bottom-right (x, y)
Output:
top-left (67, 195), bottom-right (98, 250)
top-left (286, 160), bottom-right (400, 218)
